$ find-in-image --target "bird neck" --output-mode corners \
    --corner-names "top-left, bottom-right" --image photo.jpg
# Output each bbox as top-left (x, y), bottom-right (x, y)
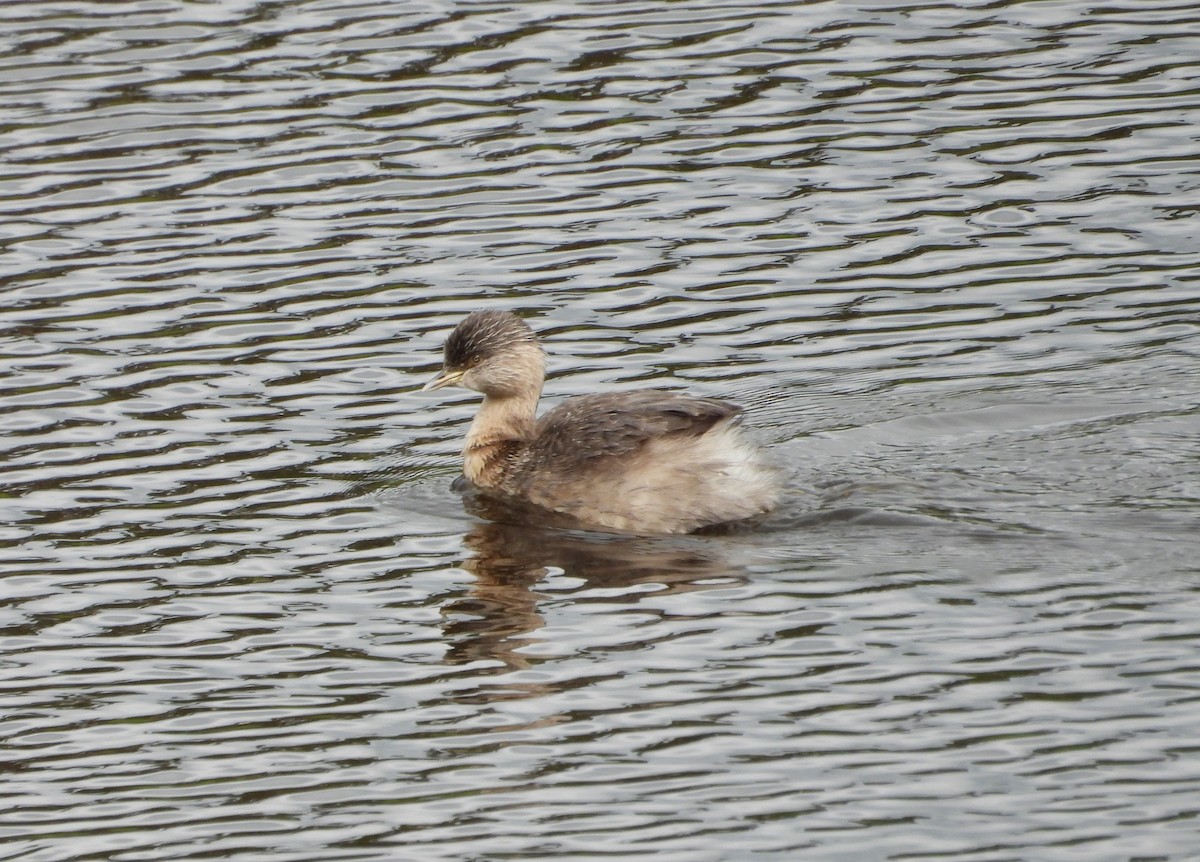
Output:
top-left (463, 390), bottom-right (539, 487)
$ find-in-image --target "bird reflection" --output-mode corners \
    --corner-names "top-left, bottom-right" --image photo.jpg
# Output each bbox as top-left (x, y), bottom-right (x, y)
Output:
top-left (439, 490), bottom-right (747, 672)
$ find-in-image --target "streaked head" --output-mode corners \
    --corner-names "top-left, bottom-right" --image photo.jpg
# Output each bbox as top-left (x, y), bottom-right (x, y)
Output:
top-left (423, 310), bottom-right (545, 398)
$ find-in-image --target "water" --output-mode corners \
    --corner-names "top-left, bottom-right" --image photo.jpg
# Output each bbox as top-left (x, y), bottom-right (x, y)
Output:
top-left (2, 0), bottom-right (1199, 859)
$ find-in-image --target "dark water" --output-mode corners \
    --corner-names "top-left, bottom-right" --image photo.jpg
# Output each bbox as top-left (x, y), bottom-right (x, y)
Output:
top-left (3, 1), bottom-right (1200, 859)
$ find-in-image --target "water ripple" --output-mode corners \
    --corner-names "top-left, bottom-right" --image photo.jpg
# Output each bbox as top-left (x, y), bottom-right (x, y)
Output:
top-left (1, 0), bottom-right (1199, 860)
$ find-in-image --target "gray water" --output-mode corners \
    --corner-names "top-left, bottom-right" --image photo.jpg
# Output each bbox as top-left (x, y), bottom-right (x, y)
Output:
top-left (3, 1), bottom-right (1200, 860)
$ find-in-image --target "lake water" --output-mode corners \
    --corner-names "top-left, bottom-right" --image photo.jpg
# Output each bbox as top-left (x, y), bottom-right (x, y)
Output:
top-left (2, 1), bottom-right (1199, 859)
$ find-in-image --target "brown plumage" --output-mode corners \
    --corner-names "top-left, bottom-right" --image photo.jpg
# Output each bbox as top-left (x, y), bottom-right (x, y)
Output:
top-left (423, 310), bottom-right (782, 534)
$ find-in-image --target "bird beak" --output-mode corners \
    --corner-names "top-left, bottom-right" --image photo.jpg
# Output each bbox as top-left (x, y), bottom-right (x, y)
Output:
top-left (422, 368), bottom-right (463, 391)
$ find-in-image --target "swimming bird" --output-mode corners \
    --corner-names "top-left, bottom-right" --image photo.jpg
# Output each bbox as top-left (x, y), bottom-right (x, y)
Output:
top-left (423, 310), bottom-right (781, 534)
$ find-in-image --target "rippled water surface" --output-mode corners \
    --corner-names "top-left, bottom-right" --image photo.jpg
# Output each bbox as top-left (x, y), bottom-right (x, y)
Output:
top-left (3, 0), bottom-right (1200, 859)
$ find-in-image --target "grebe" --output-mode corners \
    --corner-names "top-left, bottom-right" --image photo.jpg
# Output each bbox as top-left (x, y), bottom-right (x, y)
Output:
top-left (423, 310), bottom-right (781, 534)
